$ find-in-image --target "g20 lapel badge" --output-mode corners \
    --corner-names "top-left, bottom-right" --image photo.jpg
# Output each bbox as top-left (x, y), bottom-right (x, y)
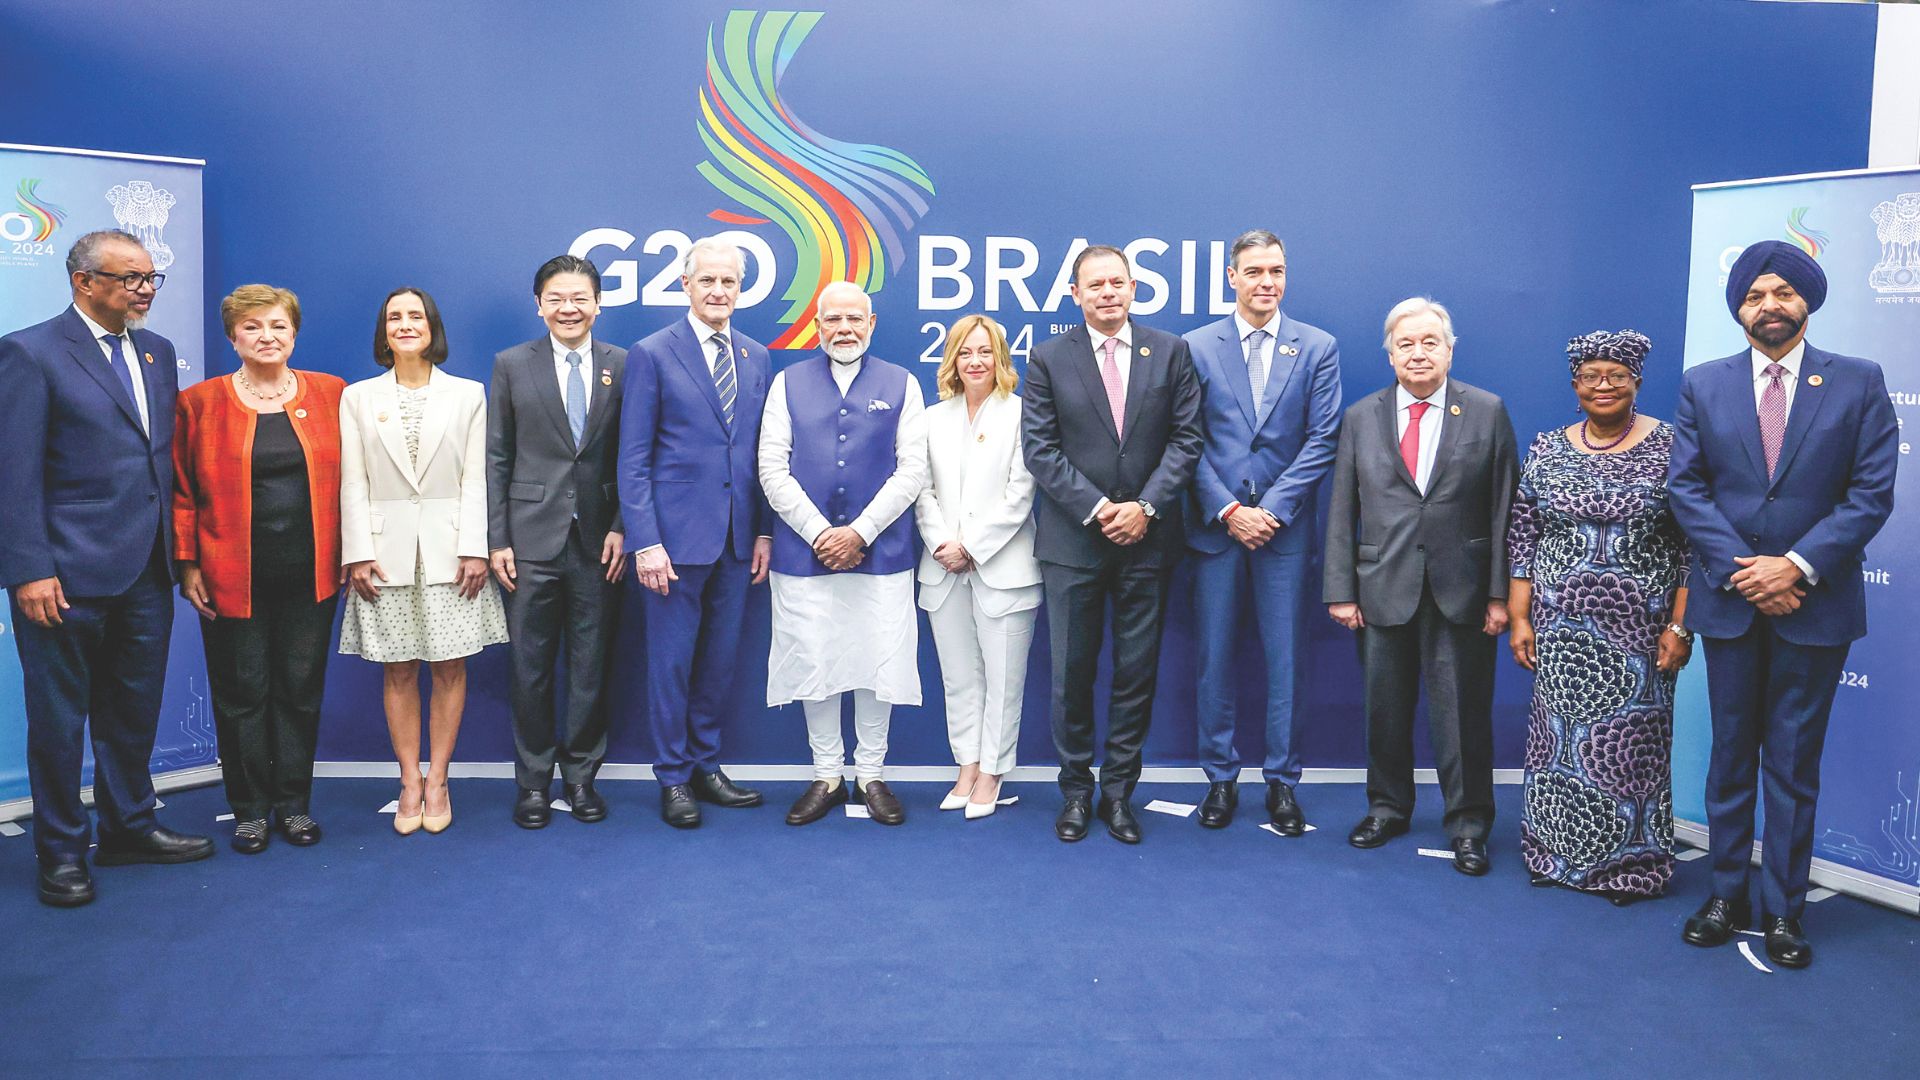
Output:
top-left (143, 352), bottom-right (154, 365)
top-left (1139, 346), bottom-right (1151, 357)
top-left (294, 408), bottom-right (308, 419)
top-left (1279, 344), bottom-right (1299, 357)
top-left (1807, 374), bottom-right (1824, 387)
top-left (739, 346), bottom-right (748, 358)
top-left (377, 412), bottom-right (389, 423)
top-left (601, 368), bottom-right (613, 386)
top-left (1450, 404), bottom-right (1462, 416)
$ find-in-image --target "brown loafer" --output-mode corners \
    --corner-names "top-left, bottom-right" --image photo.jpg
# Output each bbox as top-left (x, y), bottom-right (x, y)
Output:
top-left (857, 779), bottom-right (905, 826)
top-left (786, 780), bottom-right (849, 825)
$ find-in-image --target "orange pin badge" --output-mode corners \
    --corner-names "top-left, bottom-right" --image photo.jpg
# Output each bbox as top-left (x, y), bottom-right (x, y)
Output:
top-left (601, 368), bottom-right (612, 386)
top-left (1140, 346), bottom-right (1151, 357)
top-left (739, 346), bottom-right (747, 358)
top-left (143, 352), bottom-right (154, 365)
top-left (976, 432), bottom-right (986, 443)
top-left (1807, 374), bottom-right (1823, 387)
top-left (377, 412), bottom-right (389, 423)
top-left (1450, 404), bottom-right (1462, 416)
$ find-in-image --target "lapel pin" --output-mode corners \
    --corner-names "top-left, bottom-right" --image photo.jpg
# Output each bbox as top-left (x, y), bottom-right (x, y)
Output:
top-left (294, 408), bottom-right (308, 419)
top-left (1280, 344), bottom-right (1299, 357)
top-left (377, 412), bottom-right (389, 423)
top-left (739, 346), bottom-right (748, 358)
top-left (1450, 404), bottom-right (1462, 416)
top-left (1807, 374), bottom-right (1823, 387)
top-left (1139, 346), bottom-right (1151, 357)
top-left (601, 372), bottom-right (612, 386)
top-left (977, 432), bottom-right (986, 443)
top-left (143, 352), bottom-right (153, 365)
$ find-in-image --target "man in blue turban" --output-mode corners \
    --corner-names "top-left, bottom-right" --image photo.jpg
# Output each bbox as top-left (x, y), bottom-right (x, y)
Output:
top-left (1669, 239), bottom-right (1898, 969)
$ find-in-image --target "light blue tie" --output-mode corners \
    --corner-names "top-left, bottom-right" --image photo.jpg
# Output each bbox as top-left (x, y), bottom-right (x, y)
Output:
top-left (564, 350), bottom-right (586, 444)
top-left (711, 332), bottom-right (736, 427)
top-left (101, 333), bottom-right (145, 434)
top-left (1245, 329), bottom-right (1270, 415)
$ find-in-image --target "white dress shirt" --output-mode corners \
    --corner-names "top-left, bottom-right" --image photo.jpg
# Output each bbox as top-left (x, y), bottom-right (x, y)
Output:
top-left (550, 334), bottom-right (595, 411)
top-left (1394, 379), bottom-right (1447, 495)
top-left (75, 306), bottom-right (150, 434)
top-left (687, 311), bottom-right (731, 376)
top-left (1748, 340), bottom-right (1818, 584)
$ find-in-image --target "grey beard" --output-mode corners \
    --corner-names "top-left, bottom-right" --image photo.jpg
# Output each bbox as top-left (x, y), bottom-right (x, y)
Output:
top-left (824, 341), bottom-right (865, 365)
top-left (123, 314), bottom-right (147, 331)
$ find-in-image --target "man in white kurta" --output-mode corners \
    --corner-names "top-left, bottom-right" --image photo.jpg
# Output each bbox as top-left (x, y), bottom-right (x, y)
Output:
top-left (758, 282), bottom-right (927, 825)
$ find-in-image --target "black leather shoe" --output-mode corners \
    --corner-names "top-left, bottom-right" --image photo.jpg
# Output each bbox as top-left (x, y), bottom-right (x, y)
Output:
top-left (94, 826), bottom-right (214, 866)
top-left (1451, 836), bottom-right (1490, 876)
top-left (277, 813), bottom-right (322, 846)
top-left (38, 861), bottom-right (93, 907)
top-left (231, 818), bottom-right (270, 855)
top-left (786, 780), bottom-right (849, 825)
top-left (1097, 798), bottom-right (1142, 844)
top-left (1682, 896), bottom-right (1752, 947)
top-left (691, 769), bottom-right (763, 808)
top-left (1347, 815), bottom-right (1409, 849)
top-left (857, 780), bottom-right (905, 826)
top-left (566, 782), bottom-right (608, 823)
top-left (1764, 915), bottom-right (1813, 969)
top-left (1197, 782), bottom-right (1236, 829)
top-left (1266, 781), bottom-right (1305, 836)
top-left (1056, 797), bottom-right (1092, 842)
top-left (661, 784), bottom-right (701, 829)
top-left (513, 787), bottom-right (551, 829)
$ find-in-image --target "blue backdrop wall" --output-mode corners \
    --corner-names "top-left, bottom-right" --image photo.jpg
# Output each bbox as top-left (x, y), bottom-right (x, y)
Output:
top-left (0, 0), bottom-right (1877, 774)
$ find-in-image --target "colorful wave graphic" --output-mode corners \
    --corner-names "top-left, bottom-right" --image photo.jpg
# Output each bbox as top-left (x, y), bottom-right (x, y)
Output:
top-left (696, 10), bottom-right (935, 350)
top-left (13, 179), bottom-right (67, 242)
top-left (1784, 206), bottom-right (1828, 259)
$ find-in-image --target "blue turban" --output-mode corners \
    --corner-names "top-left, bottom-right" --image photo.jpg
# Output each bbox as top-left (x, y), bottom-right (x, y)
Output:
top-left (1725, 240), bottom-right (1827, 318)
top-left (1567, 329), bottom-right (1651, 377)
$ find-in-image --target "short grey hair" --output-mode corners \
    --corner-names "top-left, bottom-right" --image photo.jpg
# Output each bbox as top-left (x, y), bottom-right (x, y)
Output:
top-left (66, 229), bottom-right (144, 276)
top-left (1229, 229), bottom-right (1286, 269)
top-left (1382, 297), bottom-right (1458, 351)
top-left (681, 235), bottom-right (746, 278)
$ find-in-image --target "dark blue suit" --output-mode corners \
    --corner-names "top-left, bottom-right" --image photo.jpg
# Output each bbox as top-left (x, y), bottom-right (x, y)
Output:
top-left (1183, 313), bottom-right (1341, 784)
top-left (1669, 344), bottom-right (1898, 918)
top-left (618, 317), bottom-right (770, 786)
top-left (0, 306), bottom-right (178, 865)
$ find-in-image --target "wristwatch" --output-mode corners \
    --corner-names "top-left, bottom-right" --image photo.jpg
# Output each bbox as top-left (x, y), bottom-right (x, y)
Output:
top-left (1138, 500), bottom-right (1157, 518)
top-left (1667, 623), bottom-right (1692, 642)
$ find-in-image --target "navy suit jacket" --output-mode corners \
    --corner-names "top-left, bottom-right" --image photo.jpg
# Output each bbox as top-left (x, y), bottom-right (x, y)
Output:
top-left (1182, 312), bottom-right (1342, 555)
top-left (1668, 344), bottom-right (1898, 646)
top-left (618, 317), bottom-right (771, 565)
top-left (0, 305), bottom-right (177, 596)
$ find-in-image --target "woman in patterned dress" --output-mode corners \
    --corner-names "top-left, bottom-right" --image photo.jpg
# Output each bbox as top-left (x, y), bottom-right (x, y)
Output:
top-left (1505, 330), bottom-right (1692, 905)
top-left (338, 287), bottom-right (507, 835)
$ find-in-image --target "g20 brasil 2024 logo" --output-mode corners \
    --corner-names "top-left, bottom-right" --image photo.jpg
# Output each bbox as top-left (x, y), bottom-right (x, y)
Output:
top-left (1, 178), bottom-right (67, 246)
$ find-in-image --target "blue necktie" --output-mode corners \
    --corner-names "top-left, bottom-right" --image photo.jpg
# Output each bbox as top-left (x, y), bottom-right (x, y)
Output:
top-left (564, 350), bottom-right (586, 444)
top-left (711, 332), bottom-right (736, 427)
top-left (101, 333), bottom-right (145, 434)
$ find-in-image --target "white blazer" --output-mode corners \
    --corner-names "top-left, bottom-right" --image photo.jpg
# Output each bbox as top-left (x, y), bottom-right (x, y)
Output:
top-left (339, 368), bottom-right (490, 587)
top-left (914, 391), bottom-right (1041, 613)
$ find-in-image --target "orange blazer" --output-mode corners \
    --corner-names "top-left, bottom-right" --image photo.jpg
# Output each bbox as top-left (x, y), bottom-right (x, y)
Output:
top-left (173, 370), bottom-right (346, 617)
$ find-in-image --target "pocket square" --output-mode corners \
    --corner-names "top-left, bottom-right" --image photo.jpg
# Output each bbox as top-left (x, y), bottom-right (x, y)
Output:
top-left (867, 398), bottom-right (892, 412)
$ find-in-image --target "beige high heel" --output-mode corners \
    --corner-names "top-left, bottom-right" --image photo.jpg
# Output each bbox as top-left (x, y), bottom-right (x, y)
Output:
top-left (421, 783), bottom-right (452, 833)
top-left (393, 787), bottom-right (424, 835)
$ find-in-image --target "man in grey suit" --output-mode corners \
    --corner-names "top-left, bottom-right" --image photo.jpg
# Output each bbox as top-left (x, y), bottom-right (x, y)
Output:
top-left (487, 255), bottom-right (627, 828)
top-left (1323, 297), bottom-right (1517, 875)
top-left (1022, 245), bottom-right (1204, 845)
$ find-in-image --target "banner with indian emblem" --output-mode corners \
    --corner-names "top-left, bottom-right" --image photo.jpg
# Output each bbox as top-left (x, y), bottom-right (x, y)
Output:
top-left (1677, 165), bottom-right (1920, 913)
top-left (0, 143), bottom-right (212, 805)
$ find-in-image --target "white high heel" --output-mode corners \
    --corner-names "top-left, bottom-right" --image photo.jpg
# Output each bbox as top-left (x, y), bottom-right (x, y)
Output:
top-left (964, 799), bottom-right (997, 820)
top-left (939, 790), bottom-right (971, 811)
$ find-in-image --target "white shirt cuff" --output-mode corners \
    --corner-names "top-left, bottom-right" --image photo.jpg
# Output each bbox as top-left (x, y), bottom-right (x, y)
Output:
top-left (1785, 550), bottom-right (1817, 585)
top-left (1216, 502), bottom-right (1237, 522)
top-left (851, 518), bottom-right (879, 547)
top-left (1083, 496), bottom-right (1110, 526)
top-left (799, 515), bottom-right (829, 545)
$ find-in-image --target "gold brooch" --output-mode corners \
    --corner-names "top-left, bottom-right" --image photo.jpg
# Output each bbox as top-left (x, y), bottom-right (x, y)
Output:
top-left (1450, 404), bottom-right (1462, 416)
top-left (1807, 374), bottom-right (1823, 387)
top-left (377, 412), bottom-right (389, 423)
top-left (294, 408), bottom-right (308, 419)
top-left (976, 432), bottom-right (986, 443)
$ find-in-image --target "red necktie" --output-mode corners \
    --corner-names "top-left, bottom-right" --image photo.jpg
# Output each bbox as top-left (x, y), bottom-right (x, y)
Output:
top-left (1401, 400), bottom-right (1430, 481)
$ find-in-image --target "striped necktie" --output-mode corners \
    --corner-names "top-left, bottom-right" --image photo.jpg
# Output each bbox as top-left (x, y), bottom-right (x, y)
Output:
top-left (711, 332), bottom-right (736, 426)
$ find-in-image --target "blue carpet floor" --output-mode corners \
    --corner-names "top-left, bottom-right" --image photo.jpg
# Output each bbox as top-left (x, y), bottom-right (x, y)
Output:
top-left (1, 778), bottom-right (1915, 1078)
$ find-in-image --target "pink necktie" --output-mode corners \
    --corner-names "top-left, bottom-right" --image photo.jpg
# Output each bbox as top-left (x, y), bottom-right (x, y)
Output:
top-left (1759, 362), bottom-right (1787, 479)
top-left (1100, 337), bottom-right (1125, 438)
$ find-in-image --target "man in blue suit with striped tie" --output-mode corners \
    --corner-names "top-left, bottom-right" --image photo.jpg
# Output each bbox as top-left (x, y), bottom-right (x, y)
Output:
top-left (0, 230), bottom-right (214, 907)
top-left (620, 236), bottom-right (772, 828)
top-left (1669, 240), bottom-right (1898, 969)
top-left (1182, 230), bottom-right (1343, 832)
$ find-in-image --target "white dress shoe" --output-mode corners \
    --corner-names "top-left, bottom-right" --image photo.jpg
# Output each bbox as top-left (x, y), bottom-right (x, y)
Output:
top-left (964, 799), bottom-right (997, 820)
top-left (940, 790), bottom-right (971, 811)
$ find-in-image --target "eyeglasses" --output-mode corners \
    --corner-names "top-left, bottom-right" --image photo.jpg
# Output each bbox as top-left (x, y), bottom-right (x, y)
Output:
top-left (1574, 371), bottom-right (1635, 388)
top-left (87, 270), bottom-right (166, 291)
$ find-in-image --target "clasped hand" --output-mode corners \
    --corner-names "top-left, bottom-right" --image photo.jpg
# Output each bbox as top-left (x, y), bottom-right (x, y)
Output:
top-left (1098, 501), bottom-right (1148, 546)
top-left (1731, 554), bottom-right (1806, 617)
top-left (933, 541), bottom-right (973, 574)
top-left (1225, 507), bottom-right (1276, 550)
top-left (813, 526), bottom-right (865, 571)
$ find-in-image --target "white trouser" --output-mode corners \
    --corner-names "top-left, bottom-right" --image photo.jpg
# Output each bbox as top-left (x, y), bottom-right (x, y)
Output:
top-left (802, 690), bottom-right (892, 782)
top-left (926, 575), bottom-right (1037, 777)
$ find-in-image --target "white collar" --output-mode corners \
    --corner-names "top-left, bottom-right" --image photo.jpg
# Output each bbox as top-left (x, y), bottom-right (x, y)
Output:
top-left (74, 305), bottom-right (127, 343)
top-left (1750, 339), bottom-right (1807, 378)
top-left (1233, 310), bottom-right (1282, 342)
top-left (1088, 322), bottom-right (1132, 353)
top-left (1395, 378), bottom-right (1448, 410)
top-left (687, 310), bottom-right (730, 342)
top-left (550, 334), bottom-right (593, 362)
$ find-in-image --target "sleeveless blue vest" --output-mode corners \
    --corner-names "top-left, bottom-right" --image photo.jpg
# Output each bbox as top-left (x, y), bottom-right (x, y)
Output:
top-left (770, 355), bottom-right (916, 577)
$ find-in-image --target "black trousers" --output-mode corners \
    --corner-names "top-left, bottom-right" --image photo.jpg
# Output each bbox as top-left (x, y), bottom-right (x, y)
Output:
top-left (502, 522), bottom-right (616, 791)
top-left (200, 565), bottom-right (338, 819)
top-left (1358, 585), bottom-right (1497, 839)
top-left (1042, 554), bottom-right (1173, 802)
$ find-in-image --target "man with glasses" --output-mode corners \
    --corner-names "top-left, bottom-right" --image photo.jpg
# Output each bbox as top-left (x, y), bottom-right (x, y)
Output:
top-left (0, 229), bottom-right (213, 907)
top-left (1322, 297), bottom-right (1518, 875)
top-left (487, 255), bottom-right (628, 828)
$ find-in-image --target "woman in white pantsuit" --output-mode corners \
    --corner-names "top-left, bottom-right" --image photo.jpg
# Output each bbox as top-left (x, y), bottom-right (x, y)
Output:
top-left (915, 315), bottom-right (1041, 819)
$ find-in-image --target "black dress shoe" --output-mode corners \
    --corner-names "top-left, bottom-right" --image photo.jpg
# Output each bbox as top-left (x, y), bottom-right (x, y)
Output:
top-left (1682, 896), bottom-right (1752, 947)
top-left (691, 769), bottom-right (763, 808)
top-left (566, 782), bottom-right (608, 823)
top-left (38, 861), bottom-right (93, 907)
top-left (857, 780), bottom-right (905, 826)
top-left (661, 784), bottom-right (701, 829)
top-left (1197, 782), bottom-right (1236, 829)
top-left (1056, 797), bottom-right (1092, 842)
top-left (1266, 781), bottom-right (1305, 836)
top-left (1764, 915), bottom-right (1813, 969)
top-left (1347, 815), bottom-right (1409, 849)
top-left (1451, 836), bottom-right (1490, 876)
top-left (231, 818), bottom-right (270, 855)
top-left (513, 787), bottom-right (551, 829)
top-left (94, 826), bottom-right (215, 866)
top-left (277, 813), bottom-right (322, 847)
top-left (1097, 798), bottom-right (1142, 844)
top-left (786, 780), bottom-right (849, 825)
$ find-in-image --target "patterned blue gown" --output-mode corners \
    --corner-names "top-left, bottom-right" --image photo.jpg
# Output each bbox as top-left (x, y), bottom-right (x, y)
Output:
top-left (1506, 423), bottom-right (1690, 896)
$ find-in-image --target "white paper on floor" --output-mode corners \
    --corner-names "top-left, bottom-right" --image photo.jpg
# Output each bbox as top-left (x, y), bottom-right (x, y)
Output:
top-left (0, 822), bottom-right (24, 837)
top-left (1737, 940), bottom-right (1773, 973)
top-left (1675, 848), bottom-right (1708, 862)
top-left (1143, 800), bottom-right (1197, 817)
top-left (1416, 847), bottom-right (1457, 860)
top-left (1806, 887), bottom-right (1838, 903)
top-left (550, 800), bottom-right (572, 813)
top-left (845, 803), bottom-right (871, 819)
top-left (378, 800), bottom-right (399, 814)
top-left (996, 795), bottom-right (1019, 806)
top-left (154, 799), bottom-right (164, 808)
top-left (215, 813), bottom-right (234, 822)
top-left (1259, 822), bottom-right (1317, 837)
